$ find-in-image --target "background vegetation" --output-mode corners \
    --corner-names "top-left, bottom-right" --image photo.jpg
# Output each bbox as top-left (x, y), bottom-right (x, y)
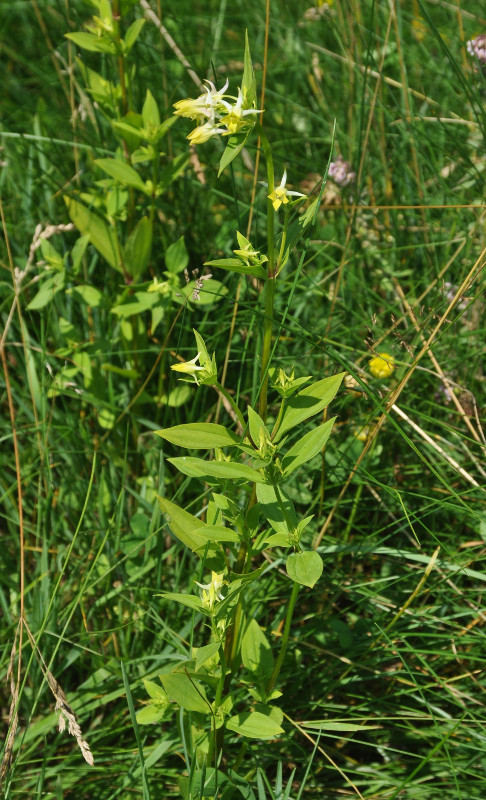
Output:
top-left (1, 0), bottom-right (485, 798)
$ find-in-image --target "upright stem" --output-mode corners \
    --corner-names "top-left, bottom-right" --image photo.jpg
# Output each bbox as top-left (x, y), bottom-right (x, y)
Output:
top-left (255, 123), bottom-right (277, 423)
top-left (266, 580), bottom-right (300, 694)
top-left (259, 276), bottom-right (276, 422)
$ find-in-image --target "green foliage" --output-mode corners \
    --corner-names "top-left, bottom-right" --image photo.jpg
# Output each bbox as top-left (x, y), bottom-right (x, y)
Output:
top-left (2, 1), bottom-right (486, 799)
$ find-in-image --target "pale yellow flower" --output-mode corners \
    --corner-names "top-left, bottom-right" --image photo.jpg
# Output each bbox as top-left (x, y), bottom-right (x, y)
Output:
top-left (196, 572), bottom-right (225, 611)
top-left (268, 168), bottom-right (305, 211)
top-left (219, 88), bottom-right (262, 135)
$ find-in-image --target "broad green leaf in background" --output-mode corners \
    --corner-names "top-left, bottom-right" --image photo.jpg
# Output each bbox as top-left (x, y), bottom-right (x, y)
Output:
top-left (168, 456), bottom-right (266, 484)
top-left (142, 88), bottom-right (160, 129)
top-left (247, 406), bottom-right (268, 447)
top-left (65, 32), bottom-right (116, 54)
top-left (256, 483), bottom-right (298, 537)
top-left (194, 642), bottom-right (221, 672)
top-left (218, 131), bottom-right (251, 177)
top-left (72, 284), bottom-right (103, 307)
top-left (159, 671), bottom-right (210, 714)
top-left (124, 216), bottom-right (152, 280)
top-left (157, 592), bottom-right (205, 613)
top-left (158, 496), bottom-right (213, 554)
top-left (27, 272), bottom-right (65, 310)
top-left (178, 278), bottom-right (229, 306)
top-left (286, 551), bottom-right (323, 588)
top-left (125, 17), bottom-right (146, 52)
top-left (226, 710), bottom-right (283, 739)
top-left (204, 257), bottom-right (267, 280)
top-left (274, 373), bottom-right (344, 441)
top-left (241, 29), bottom-right (256, 109)
top-left (194, 525), bottom-right (240, 543)
top-left (94, 157), bottom-right (147, 193)
top-left (71, 234), bottom-right (90, 273)
top-left (158, 151), bottom-right (190, 194)
top-left (65, 196), bottom-right (122, 272)
top-left (165, 236), bottom-right (189, 274)
top-left (282, 417), bottom-right (336, 476)
top-left (155, 423), bottom-right (240, 449)
top-left (241, 619), bottom-right (274, 679)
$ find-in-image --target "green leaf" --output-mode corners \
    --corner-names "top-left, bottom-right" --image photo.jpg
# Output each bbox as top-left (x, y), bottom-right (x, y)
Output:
top-left (241, 619), bottom-right (274, 678)
top-left (286, 551), bottom-right (323, 588)
top-left (94, 157), bottom-right (147, 192)
top-left (157, 496), bottom-right (213, 554)
top-left (226, 711), bottom-right (283, 739)
top-left (112, 118), bottom-right (145, 151)
top-left (124, 216), bottom-right (152, 280)
top-left (71, 235), bottom-right (90, 273)
top-left (204, 257), bottom-right (267, 280)
top-left (241, 30), bottom-right (256, 109)
top-left (168, 456), bottom-right (266, 484)
top-left (111, 291), bottom-right (158, 318)
top-left (195, 525), bottom-right (240, 543)
top-left (165, 236), bottom-right (189, 274)
top-left (159, 672), bottom-right (210, 714)
top-left (247, 406), bottom-right (267, 447)
top-left (194, 642), bottom-right (221, 672)
top-left (143, 679), bottom-right (166, 702)
top-left (256, 483), bottom-right (297, 537)
top-left (125, 17), bottom-right (146, 51)
top-left (65, 196), bottom-right (122, 272)
top-left (65, 32), bottom-right (116, 53)
top-left (158, 592), bottom-right (205, 613)
top-left (274, 373), bottom-right (344, 442)
top-left (142, 88), bottom-right (160, 129)
top-left (178, 278), bottom-right (228, 306)
top-left (158, 151), bottom-right (189, 193)
top-left (136, 704), bottom-right (166, 725)
top-left (72, 284), bottom-right (103, 307)
top-left (27, 272), bottom-right (65, 310)
top-left (218, 131), bottom-right (250, 177)
top-left (155, 423), bottom-right (240, 449)
top-left (282, 417), bottom-right (336, 476)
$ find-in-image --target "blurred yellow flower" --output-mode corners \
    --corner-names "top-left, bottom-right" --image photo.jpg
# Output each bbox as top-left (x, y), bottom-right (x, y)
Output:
top-left (369, 352), bottom-right (395, 379)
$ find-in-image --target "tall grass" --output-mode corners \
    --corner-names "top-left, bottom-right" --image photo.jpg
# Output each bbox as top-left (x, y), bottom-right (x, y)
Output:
top-left (1, 1), bottom-right (486, 798)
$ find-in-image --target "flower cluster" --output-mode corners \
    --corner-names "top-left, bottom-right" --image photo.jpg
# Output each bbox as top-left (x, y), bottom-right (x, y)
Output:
top-left (173, 79), bottom-right (262, 144)
top-left (328, 155), bottom-right (356, 188)
top-left (196, 571), bottom-right (225, 611)
top-left (467, 35), bottom-right (486, 66)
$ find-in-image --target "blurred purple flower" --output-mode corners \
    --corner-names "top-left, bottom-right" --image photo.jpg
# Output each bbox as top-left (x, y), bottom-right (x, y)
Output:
top-left (328, 155), bottom-right (356, 187)
top-left (467, 35), bottom-right (486, 65)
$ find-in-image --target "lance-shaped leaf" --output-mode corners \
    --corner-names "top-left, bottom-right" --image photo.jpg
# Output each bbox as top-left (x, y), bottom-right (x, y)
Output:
top-left (282, 417), bottom-right (336, 476)
top-left (168, 456), bottom-right (267, 484)
top-left (65, 196), bottom-right (122, 272)
top-left (241, 619), bottom-right (274, 679)
top-left (124, 216), bottom-right (152, 281)
top-left (158, 496), bottom-right (218, 555)
top-left (204, 257), bottom-right (267, 280)
top-left (159, 672), bottom-right (210, 714)
top-left (65, 32), bottom-right (116, 53)
top-left (274, 373), bottom-right (344, 442)
top-left (226, 710), bottom-right (283, 739)
top-left (256, 483), bottom-right (297, 537)
top-left (155, 423), bottom-right (240, 449)
top-left (94, 157), bottom-right (148, 193)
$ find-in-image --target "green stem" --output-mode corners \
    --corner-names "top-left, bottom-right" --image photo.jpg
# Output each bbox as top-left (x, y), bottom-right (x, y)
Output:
top-left (267, 580), bottom-right (300, 694)
top-left (254, 123), bottom-right (277, 422)
top-left (214, 381), bottom-right (246, 430)
top-left (258, 276), bottom-right (276, 422)
top-left (276, 207), bottom-right (289, 275)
